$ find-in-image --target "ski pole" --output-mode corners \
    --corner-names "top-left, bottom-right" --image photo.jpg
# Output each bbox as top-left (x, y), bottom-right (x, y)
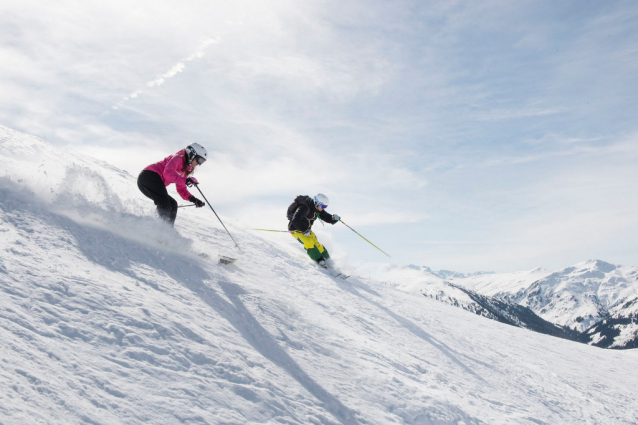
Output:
top-left (193, 184), bottom-right (241, 250)
top-left (252, 229), bottom-right (304, 235)
top-left (339, 219), bottom-right (391, 257)
top-left (178, 204), bottom-right (196, 208)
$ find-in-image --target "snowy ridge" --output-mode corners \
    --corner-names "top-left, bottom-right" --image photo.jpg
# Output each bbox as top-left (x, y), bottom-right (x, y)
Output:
top-left (351, 264), bottom-right (577, 342)
top-left (362, 260), bottom-right (638, 349)
top-left (2, 126), bottom-right (638, 424)
top-left (457, 260), bottom-right (638, 348)
top-left (0, 126), bottom-right (136, 208)
top-left (472, 260), bottom-right (638, 330)
top-left (580, 293), bottom-right (638, 349)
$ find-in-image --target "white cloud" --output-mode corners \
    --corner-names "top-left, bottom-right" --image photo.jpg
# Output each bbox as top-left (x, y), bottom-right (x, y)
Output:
top-left (473, 107), bottom-right (564, 122)
top-left (341, 210), bottom-right (428, 227)
top-left (2, 0), bottom-right (638, 271)
top-left (116, 37), bottom-right (219, 107)
top-left (147, 63), bottom-right (185, 87)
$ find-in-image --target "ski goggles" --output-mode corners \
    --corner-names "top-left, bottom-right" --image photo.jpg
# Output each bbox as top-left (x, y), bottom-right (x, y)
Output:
top-left (314, 197), bottom-right (327, 209)
top-left (195, 155), bottom-right (206, 165)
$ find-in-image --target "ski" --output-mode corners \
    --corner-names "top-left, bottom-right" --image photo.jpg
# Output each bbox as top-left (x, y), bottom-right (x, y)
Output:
top-left (195, 253), bottom-right (238, 266)
top-left (219, 255), bottom-right (238, 266)
top-left (318, 264), bottom-right (349, 280)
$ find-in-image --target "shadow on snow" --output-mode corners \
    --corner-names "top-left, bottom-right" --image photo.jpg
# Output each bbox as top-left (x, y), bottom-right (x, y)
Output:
top-left (0, 190), bottom-right (359, 425)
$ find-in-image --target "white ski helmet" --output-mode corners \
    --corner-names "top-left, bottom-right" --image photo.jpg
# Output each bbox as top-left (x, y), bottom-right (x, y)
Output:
top-left (314, 193), bottom-right (329, 208)
top-left (186, 143), bottom-right (208, 164)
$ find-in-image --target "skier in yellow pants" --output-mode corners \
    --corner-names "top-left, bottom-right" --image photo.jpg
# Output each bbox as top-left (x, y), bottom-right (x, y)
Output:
top-left (287, 193), bottom-right (340, 267)
top-left (292, 231), bottom-right (328, 261)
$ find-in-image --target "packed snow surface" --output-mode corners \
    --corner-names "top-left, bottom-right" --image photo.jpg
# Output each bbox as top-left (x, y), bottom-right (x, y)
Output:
top-left (2, 126), bottom-right (638, 424)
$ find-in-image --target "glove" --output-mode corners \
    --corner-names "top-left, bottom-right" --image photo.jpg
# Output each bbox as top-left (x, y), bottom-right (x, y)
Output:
top-left (189, 196), bottom-right (205, 208)
top-left (303, 229), bottom-right (312, 236)
top-left (185, 177), bottom-right (199, 187)
top-left (332, 214), bottom-right (340, 222)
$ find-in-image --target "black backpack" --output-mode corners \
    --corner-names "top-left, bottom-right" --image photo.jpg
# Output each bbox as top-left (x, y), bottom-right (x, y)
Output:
top-left (287, 195), bottom-right (312, 221)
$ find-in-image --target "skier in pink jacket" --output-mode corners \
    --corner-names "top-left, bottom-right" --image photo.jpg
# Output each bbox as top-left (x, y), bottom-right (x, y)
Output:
top-left (137, 143), bottom-right (207, 226)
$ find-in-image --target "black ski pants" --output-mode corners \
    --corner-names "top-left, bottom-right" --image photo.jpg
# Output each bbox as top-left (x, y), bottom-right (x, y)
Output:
top-left (137, 170), bottom-right (178, 226)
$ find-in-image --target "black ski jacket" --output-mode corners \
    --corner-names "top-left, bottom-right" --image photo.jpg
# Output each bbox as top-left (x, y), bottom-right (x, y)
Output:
top-left (287, 195), bottom-right (338, 232)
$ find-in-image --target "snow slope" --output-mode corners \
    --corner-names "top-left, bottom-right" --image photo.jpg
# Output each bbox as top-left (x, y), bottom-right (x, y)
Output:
top-left (2, 125), bottom-right (638, 424)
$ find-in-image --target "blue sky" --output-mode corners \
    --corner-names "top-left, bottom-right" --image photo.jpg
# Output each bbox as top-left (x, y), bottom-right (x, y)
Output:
top-left (2, 0), bottom-right (637, 271)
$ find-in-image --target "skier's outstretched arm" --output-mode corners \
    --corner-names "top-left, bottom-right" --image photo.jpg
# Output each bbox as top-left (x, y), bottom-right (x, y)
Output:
top-left (319, 209), bottom-right (339, 224)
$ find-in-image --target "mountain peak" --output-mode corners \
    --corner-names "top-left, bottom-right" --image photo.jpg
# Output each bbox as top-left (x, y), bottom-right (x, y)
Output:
top-left (582, 259), bottom-right (617, 273)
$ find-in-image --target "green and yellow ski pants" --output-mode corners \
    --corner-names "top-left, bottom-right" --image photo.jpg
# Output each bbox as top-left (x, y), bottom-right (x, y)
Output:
top-left (292, 231), bottom-right (330, 261)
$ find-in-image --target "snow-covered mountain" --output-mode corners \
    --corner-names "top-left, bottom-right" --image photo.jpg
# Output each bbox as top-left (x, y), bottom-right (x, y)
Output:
top-left (580, 293), bottom-right (638, 349)
top-left (359, 260), bottom-right (638, 349)
top-left (457, 260), bottom-right (638, 329)
top-left (351, 264), bottom-right (577, 340)
top-left (454, 260), bottom-right (638, 349)
top-left (2, 125), bottom-right (638, 424)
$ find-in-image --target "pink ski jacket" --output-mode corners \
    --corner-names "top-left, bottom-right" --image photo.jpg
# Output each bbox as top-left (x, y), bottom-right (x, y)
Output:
top-left (144, 149), bottom-right (194, 201)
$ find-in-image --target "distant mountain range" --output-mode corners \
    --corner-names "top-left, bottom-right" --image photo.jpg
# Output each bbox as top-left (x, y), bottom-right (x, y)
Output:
top-left (358, 260), bottom-right (638, 349)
